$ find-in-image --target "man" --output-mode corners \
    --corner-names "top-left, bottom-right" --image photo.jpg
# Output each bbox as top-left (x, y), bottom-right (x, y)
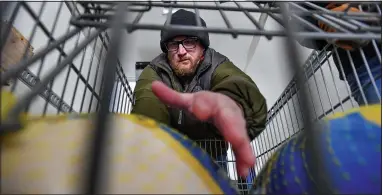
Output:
top-left (131, 9), bottom-right (267, 179)
top-left (293, 2), bottom-right (382, 106)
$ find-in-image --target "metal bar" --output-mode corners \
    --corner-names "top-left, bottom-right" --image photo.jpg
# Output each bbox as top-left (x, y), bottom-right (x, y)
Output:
top-left (42, 25), bottom-right (74, 115)
top-left (320, 11), bottom-right (361, 32)
top-left (127, 11), bottom-right (144, 33)
top-left (266, 48), bottom-right (331, 124)
top-left (124, 91), bottom-right (129, 113)
top-left (314, 51), bottom-right (335, 115)
top-left (31, 2), bottom-right (65, 114)
top-left (257, 128), bottom-right (302, 158)
top-left (193, 1), bottom-right (202, 27)
top-left (214, 1), bottom-right (237, 38)
top-left (17, 68), bottom-right (74, 113)
top-left (81, 1), bottom-right (151, 12)
top-left (120, 87), bottom-right (126, 113)
top-left (263, 121), bottom-right (274, 162)
top-left (80, 1), bottom-right (380, 22)
top-left (85, 3), bottom-right (126, 194)
top-left (308, 57), bottom-right (326, 116)
top-left (80, 35), bottom-right (104, 112)
top-left (284, 89), bottom-right (297, 136)
top-left (112, 79), bottom-right (119, 112)
top-left (115, 67), bottom-right (133, 104)
top-left (290, 89), bottom-right (303, 134)
top-left (300, 2), bottom-right (380, 17)
top-left (278, 2), bottom-right (333, 194)
top-left (57, 30), bottom-right (85, 114)
top-left (0, 2), bottom-right (21, 54)
top-left (289, 2), bottom-right (351, 33)
top-left (333, 46), bottom-right (356, 108)
top-left (95, 63), bottom-right (105, 112)
top-left (372, 40), bottom-right (382, 63)
top-left (375, 3), bottom-right (381, 14)
top-left (0, 27), bottom-right (81, 86)
top-left (164, 2), bottom-right (173, 28)
top-left (303, 60), bottom-right (320, 120)
top-left (36, 2), bottom-right (64, 79)
top-left (118, 64), bottom-right (134, 101)
top-left (71, 35), bottom-right (98, 112)
top-left (4, 29), bottom-right (103, 129)
top-left (346, 50), bottom-right (368, 105)
top-left (325, 52), bottom-right (345, 112)
top-left (88, 40), bottom-right (106, 113)
top-left (359, 48), bottom-right (381, 102)
top-left (234, 1), bottom-right (270, 40)
top-left (117, 80), bottom-right (124, 113)
top-left (20, 2), bottom-right (101, 100)
top-left (268, 115), bottom-right (279, 154)
top-left (100, 33), bottom-right (134, 103)
top-left (11, 2), bottom-right (47, 93)
top-left (92, 1), bottom-right (281, 14)
top-left (344, 18), bottom-right (382, 32)
top-left (290, 12), bottom-right (323, 32)
top-left (70, 18), bottom-right (381, 40)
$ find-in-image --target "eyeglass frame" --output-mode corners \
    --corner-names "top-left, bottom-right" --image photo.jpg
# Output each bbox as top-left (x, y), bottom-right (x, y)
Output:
top-left (165, 37), bottom-right (200, 52)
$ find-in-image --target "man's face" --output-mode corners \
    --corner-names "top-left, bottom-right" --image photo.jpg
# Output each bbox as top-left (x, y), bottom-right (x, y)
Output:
top-left (166, 36), bottom-right (204, 77)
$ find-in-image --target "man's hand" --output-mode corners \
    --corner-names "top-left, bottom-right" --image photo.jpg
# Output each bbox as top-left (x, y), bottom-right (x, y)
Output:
top-left (151, 81), bottom-right (256, 177)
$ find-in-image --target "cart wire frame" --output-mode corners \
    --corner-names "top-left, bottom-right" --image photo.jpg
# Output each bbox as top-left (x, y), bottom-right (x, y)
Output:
top-left (0, 1), bottom-right (381, 194)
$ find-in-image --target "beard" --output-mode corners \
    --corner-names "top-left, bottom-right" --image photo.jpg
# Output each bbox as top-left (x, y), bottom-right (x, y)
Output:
top-left (172, 59), bottom-right (200, 77)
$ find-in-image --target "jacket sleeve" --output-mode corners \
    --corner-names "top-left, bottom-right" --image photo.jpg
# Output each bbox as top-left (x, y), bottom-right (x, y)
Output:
top-left (130, 66), bottom-right (171, 125)
top-left (210, 61), bottom-right (268, 141)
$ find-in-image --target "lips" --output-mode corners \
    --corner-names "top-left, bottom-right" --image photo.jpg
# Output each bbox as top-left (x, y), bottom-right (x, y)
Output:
top-left (179, 59), bottom-right (191, 65)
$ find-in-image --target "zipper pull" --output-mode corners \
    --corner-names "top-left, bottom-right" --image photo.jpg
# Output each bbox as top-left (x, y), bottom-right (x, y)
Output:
top-left (178, 110), bottom-right (183, 124)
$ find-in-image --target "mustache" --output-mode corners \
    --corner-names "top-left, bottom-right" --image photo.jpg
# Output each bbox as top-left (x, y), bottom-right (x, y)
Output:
top-left (178, 57), bottom-right (191, 62)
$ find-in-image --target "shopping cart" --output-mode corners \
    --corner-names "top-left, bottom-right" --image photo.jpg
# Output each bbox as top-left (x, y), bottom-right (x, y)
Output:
top-left (0, 1), bottom-right (381, 194)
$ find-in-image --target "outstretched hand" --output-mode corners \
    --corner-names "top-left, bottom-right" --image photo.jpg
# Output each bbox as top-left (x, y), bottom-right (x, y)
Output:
top-left (151, 81), bottom-right (256, 177)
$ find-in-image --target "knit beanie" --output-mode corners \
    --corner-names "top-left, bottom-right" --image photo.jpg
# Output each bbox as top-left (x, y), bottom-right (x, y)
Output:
top-left (160, 9), bottom-right (210, 53)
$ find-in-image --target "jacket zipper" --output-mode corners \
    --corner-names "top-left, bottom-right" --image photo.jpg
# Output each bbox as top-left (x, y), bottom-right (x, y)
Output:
top-left (158, 63), bottom-right (211, 126)
top-left (178, 84), bottom-right (189, 125)
top-left (177, 65), bottom-right (210, 125)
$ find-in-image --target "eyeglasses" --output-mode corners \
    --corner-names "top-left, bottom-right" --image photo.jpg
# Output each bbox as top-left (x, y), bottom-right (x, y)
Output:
top-left (165, 37), bottom-right (199, 52)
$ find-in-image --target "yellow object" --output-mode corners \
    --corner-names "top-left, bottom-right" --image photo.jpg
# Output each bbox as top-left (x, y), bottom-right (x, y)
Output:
top-left (1, 114), bottom-right (236, 194)
top-left (1, 90), bottom-right (17, 122)
top-left (326, 104), bottom-right (381, 125)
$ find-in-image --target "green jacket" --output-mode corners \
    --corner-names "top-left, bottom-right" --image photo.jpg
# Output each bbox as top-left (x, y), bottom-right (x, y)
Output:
top-left (131, 48), bottom-right (267, 158)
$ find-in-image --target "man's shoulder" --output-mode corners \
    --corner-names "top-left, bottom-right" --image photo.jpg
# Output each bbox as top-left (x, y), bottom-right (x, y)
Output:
top-left (150, 53), bottom-right (166, 64)
top-left (149, 53), bottom-right (174, 73)
top-left (206, 48), bottom-right (231, 69)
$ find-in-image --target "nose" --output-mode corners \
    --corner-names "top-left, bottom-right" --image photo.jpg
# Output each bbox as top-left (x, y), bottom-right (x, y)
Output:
top-left (177, 44), bottom-right (187, 55)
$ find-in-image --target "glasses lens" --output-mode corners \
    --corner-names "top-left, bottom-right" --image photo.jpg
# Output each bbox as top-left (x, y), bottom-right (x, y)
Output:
top-left (166, 41), bottom-right (178, 51)
top-left (183, 38), bottom-right (198, 49)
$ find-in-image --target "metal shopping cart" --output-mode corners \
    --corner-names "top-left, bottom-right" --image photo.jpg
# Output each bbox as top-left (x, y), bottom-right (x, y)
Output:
top-left (0, 1), bottom-right (381, 194)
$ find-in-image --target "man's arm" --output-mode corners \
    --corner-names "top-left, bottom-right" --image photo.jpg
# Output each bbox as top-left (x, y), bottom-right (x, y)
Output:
top-left (131, 66), bottom-right (170, 125)
top-left (210, 61), bottom-right (268, 141)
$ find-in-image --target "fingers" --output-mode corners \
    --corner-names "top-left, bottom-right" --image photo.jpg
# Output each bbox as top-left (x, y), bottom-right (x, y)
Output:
top-left (151, 81), bottom-right (193, 110)
top-left (213, 107), bottom-right (255, 177)
top-left (152, 81), bottom-right (256, 177)
top-left (189, 93), bottom-right (218, 121)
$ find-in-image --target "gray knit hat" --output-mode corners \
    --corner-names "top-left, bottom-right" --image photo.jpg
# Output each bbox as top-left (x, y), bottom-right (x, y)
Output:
top-left (160, 9), bottom-right (210, 53)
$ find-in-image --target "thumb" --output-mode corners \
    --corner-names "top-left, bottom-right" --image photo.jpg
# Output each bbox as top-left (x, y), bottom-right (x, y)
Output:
top-left (151, 81), bottom-right (193, 110)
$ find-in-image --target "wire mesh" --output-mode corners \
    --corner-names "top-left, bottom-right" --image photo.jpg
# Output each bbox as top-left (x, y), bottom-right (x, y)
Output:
top-left (0, 1), bottom-right (381, 195)
top-left (69, 1), bottom-right (381, 39)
